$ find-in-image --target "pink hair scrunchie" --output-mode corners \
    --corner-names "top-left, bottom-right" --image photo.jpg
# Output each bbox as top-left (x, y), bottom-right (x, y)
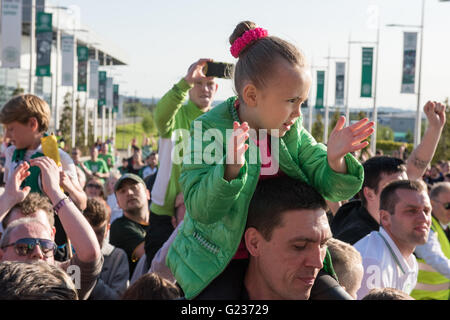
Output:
top-left (230, 27), bottom-right (268, 58)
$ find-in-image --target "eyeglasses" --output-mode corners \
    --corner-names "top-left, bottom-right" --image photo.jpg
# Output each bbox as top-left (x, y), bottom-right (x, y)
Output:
top-left (86, 184), bottom-right (102, 189)
top-left (434, 200), bottom-right (450, 210)
top-left (1, 238), bottom-right (57, 257)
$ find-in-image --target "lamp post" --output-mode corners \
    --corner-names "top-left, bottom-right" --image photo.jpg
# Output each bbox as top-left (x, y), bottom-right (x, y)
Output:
top-left (28, 0), bottom-right (36, 94)
top-left (49, 5), bottom-right (69, 132)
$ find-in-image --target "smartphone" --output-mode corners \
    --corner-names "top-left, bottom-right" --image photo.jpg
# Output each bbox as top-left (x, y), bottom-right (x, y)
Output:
top-left (204, 61), bottom-right (234, 79)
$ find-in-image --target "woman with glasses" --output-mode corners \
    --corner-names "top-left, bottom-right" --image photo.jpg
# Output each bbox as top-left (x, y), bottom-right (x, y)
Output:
top-left (84, 177), bottom-right (106, 200)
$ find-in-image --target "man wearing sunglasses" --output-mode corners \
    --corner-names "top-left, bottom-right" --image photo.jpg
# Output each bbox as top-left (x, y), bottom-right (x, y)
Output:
top-left (0, 157), bottom-right (103, 300)
top-left (412, 181), bottom-right (450, 300)
top-left (0, 218), bottom-right (55, 262)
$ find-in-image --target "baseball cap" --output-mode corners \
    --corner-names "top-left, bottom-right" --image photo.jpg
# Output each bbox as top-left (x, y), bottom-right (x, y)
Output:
top-left (114, 173), bottom-right (146, 192)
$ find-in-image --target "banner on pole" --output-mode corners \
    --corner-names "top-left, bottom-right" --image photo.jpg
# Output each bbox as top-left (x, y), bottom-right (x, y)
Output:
top-left (61, 34), bottom-right (74, 86)
top-left (35, 12), bottom-right (52, 77)
top-left (22, 0), bottom-right (45, 23)
top-left (113, 84), bottom-right (119, 113)
top-left (98, 71), bottom-right (107, 109)
top-left (335, 62), bottom-right (345, 106)
top-left (106, 77), bottom-right (113, 109)
top-left (1, 0), bottom-right (23, 68)
top-left (401, 32), bottom-right (417, 94)
top-left (315, 71), bottom-right (325, 109)
top-left (77, 46), bottom-right (88, 92)
top-left (89, 60), bottom-right (99, 99)
top-left (360, 47), bottom-right (373, 98)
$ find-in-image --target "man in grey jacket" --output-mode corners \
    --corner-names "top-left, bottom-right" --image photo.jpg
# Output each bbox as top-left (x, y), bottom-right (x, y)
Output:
top-left (83, 197), bottom-right (129, 299)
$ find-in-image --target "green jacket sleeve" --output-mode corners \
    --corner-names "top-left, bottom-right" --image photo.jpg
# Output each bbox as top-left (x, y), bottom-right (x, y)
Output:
top-left (297, 127), bottom-right (363, 202)
top-left (153, 78), bottom-right (192, 138)
top-left (179, 119), bottom-right (247, 225)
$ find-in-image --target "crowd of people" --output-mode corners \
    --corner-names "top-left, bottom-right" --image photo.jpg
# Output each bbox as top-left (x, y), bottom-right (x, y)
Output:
top-left (0, 20), bottom-right (448, 302)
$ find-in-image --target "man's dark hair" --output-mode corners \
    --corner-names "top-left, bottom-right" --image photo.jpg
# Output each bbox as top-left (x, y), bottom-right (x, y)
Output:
top-left (359, 156), bottom-right (407, 206)
top-left (121, 272), bottom-right (180, 300)
top-left (246, 176), bottom-right (327, 241)
top-left (83, 197), bottom-right (111, 227)
top-left (380, 179), bottom-right (427, 215)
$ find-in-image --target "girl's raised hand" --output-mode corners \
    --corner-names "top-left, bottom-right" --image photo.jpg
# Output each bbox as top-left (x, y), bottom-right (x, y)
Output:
top-left (327, 116), bottom-right (374, 173)
top-left (224, 121), bottom-right (249, 181)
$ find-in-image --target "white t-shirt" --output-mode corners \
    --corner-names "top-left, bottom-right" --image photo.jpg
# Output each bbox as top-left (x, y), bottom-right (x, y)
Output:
top-left (354, 227), bottom-right (418, 299)
top-left (3, 144), bottom-right (78, 184)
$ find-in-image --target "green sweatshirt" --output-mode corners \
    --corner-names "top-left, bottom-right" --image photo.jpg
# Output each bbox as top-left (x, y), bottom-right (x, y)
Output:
top-left (150, 78), bottom-right (205, 217)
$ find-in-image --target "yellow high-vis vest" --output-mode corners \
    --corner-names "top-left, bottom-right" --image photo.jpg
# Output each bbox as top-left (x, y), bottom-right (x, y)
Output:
top-left (411, 216), bottom-right (450, 300)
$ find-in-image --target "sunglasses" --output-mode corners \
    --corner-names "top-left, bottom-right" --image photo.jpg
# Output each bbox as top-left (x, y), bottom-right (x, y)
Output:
top-left (1, 238), bottom-right (57, 257)
top-left (86, 184), bottom-right (102, 189)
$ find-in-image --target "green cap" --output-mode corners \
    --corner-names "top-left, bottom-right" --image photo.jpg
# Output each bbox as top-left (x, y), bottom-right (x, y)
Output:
top-left (114, 173), bottom-right (146, 192)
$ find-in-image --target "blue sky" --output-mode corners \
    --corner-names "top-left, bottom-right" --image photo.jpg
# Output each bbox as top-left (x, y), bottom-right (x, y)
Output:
top-left (54, 0), bottom-right (450, 110)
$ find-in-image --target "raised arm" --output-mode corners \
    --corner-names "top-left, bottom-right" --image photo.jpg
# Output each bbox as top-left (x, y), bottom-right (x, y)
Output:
top-left (154, 59), bottom-right (211, 137)
top-left (0, 162), bottom-right (31, 221)
top-left (29, 156), bottom-right (101, 263)
top-left (406, 101), bottom-right (446, 180)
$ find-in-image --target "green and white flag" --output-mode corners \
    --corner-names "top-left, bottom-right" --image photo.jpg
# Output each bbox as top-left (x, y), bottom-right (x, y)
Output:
top-left (113, 84), bottom-right (119, 113)
top-left (401, 32), bottom-right (417, 94)
top-left (61, 34), bottom-right (74, 86)
top-left (1, 0), bottom-right (22, 68)
top-left (360, 47), bottom-right (373, 98)
top-left (77, 46), bottom-right (88, 92)
top-left (36, 12), bottom-right (52, 77)
top-left (335, 62), bottom-right (345, 106)
top-left (315, 71), bottom-right (325, 109)
top-left (98, 71), bottom-right (107, 109)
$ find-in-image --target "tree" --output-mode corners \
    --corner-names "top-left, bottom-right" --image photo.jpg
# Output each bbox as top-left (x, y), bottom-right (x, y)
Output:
top-left (141, 113), bottom-right (155, 135)
top-left (377, 125), bottom-right (394, 141)
top-left (328, 108), bottom-right (341, 138)
top-left (312, 112), bottom-right (324, 143)
top-left (432, 98), bottom-right (450, 163)
top-left (405, 130), bottom-right (414, 144)
top-left (58, 93), bottom-right (89, 153)
top-left (11, 83), bottom-right (24, 97)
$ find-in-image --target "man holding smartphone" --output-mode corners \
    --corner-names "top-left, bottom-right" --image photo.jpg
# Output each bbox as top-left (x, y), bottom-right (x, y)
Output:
top-left (144, 59), bottom-right (219, 268)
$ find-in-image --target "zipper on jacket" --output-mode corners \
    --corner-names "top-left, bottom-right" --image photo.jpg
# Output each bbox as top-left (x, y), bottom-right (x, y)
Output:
top-left (193, 231), bottom-right (220, 255)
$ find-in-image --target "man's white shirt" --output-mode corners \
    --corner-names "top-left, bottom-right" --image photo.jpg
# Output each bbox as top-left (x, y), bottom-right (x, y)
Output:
top-left (354, 227), bottom-right (418, 299)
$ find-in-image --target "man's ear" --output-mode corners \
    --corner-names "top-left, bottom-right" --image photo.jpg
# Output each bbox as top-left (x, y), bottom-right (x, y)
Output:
top-left (145, 188), bottom-right (150, 201)
top-left (363, 186), bottom-right (376, 203)
top-left (244, 227), bottom-right (263, 257)
top-left (379, 209), bottom-right (391, 228)
top-left (241, 83), bottom-right (258, 107)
